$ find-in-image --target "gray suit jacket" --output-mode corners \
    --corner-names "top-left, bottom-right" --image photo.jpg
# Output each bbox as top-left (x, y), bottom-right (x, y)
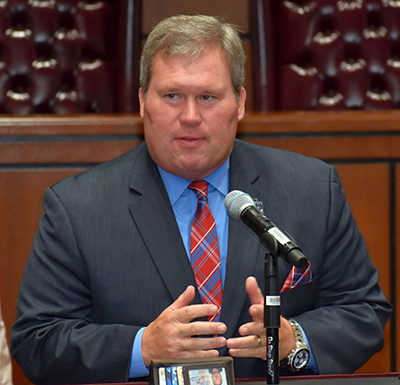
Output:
top-left (11, 140), bottom-right (391, 384)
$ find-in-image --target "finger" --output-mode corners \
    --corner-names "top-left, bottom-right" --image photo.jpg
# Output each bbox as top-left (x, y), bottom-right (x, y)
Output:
top-left (141, 286), bottom-right (227, 367)
top-left (170, 286), bottom-right (222, 324)
top-left (238, 320), bottom-right (265, 338)
top-left (248, 303), bottom-right (264, 323)
top-left (236, 278), bottom-right (264, 337)
top-left (229, 346), bottom-right (265, 359)
top-left (169, 285), bottom-right (196, 311)
top-left (184, 319), bottom-right (227, 337)
top-left (169, 348), bottom-right (221, 361)
top-left (227, 334), bottom-right (260, 348)
top-left (245, 276), bottom-right (264, 306)
top-left (176, 303), bottom-right (222, 324)
top-left (227, 335), bottom-right (266, 360)
top-left (181, 334), bottom-right (227, 352)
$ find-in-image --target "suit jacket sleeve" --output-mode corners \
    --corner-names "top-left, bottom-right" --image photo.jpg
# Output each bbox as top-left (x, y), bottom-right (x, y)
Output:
top-left (283, 166), bottom-right (391, 374)
top-left (11, 187), bottom-right (137, 384)
top-left (228, 141), bottom-right (391, 377)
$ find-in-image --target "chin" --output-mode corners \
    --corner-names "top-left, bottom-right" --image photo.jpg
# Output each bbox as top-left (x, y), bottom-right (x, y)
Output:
top-left (175, 167), bottom-right (210, 181)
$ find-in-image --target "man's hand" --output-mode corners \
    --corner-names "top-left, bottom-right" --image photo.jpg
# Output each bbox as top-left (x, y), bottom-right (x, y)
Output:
top-left (142, 286), bottom-right (227, 367)
top-left (226, 276), bottom-right (296, 361)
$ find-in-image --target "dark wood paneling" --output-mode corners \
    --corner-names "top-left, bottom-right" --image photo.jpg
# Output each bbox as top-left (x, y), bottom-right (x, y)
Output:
top-left (238, 111), bottom-right (400, 133)
top-left (0, 141), bottom-right (141, 164)
top-left (0, 114), bottom-right (143, 135)
top-left (333, 164), bottom-right (391, 373)
top-left (240, 136), bottom-right (400, 160)
top-left (0, 169), bottom-right (86, 385)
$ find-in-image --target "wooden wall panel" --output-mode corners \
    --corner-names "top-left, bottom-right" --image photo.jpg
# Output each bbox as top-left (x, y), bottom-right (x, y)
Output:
top-left (333, 164), bottom-right (391, 373)
top-left (0, 141), bottom-right (141, 164)
top-left (0, 169), bottom-right (86, 385)
top-left (241, 136), bottom-right (400, 160)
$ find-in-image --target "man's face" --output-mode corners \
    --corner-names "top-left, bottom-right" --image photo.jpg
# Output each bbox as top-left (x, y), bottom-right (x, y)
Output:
top-left (139, 46), bottom-right (246, 180)
top-left (212, 369), bottom-right (222, 385)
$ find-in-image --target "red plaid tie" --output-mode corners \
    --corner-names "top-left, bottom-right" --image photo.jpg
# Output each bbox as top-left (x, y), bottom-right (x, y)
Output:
top-left (189, 181), bottom-right (223, 322)
top-left (281, 261), bottom-right (312, 292)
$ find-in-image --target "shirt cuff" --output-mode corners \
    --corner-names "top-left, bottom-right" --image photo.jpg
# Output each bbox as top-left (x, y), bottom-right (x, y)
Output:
top-left (129, 327), bottom-right (150, 378)
top-left (297, 322), bottom-right (319, 373)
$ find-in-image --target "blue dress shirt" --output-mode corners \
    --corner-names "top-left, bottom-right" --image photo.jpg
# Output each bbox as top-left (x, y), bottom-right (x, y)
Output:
top-left (158, 159), bottom-right (230, 285)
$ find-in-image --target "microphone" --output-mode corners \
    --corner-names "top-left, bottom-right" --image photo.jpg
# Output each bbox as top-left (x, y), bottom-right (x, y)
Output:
top-left (224, 190), bottom-right (308, 268)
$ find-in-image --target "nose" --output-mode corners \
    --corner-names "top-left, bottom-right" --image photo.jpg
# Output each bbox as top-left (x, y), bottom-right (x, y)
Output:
top-left (179, 99), bottom-right (201, 125)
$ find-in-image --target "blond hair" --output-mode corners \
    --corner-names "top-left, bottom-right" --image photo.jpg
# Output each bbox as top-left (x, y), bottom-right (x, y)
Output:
top-left (140, 14), bottom-right (245, 100)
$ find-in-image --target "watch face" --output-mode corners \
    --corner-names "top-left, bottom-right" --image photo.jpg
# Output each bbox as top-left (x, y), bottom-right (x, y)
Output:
top-left (293, 348), bottom-right (310, 369)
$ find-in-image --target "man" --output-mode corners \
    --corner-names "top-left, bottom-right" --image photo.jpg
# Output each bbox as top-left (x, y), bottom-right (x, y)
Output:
top-left (11, 15), bottom-right (391, 384)
top-left (210, 368), bottom-right (223, 385)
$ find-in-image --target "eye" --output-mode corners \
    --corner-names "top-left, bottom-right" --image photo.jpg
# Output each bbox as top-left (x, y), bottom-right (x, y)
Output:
top-left (166, 93), bottom-right (178, 99)
top-left (201, 95), bottom-right (214, 101)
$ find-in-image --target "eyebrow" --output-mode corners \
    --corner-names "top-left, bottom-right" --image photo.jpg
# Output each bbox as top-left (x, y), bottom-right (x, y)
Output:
top-left (156, 83), bottom-right (226, 95)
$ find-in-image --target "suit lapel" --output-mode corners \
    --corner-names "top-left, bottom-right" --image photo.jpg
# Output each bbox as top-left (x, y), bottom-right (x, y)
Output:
top-left (221, 141), bottom-right (294, 340)
top-left (127, 144), bottom-right (201, 305)
top-left (220, 142), bottom-right (265, 339)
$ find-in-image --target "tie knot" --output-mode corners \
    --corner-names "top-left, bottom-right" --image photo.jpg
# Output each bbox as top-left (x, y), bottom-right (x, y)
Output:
top-left (189, 180), bottom-right (209, 201)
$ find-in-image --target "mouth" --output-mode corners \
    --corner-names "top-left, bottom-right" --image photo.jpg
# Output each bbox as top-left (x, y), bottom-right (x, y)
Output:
top-left (176, 136), bottom-right (205, 145)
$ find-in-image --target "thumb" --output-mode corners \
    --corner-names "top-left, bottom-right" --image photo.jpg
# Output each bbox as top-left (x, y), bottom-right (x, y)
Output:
top-left (245, 276), bottom-right (264, 305)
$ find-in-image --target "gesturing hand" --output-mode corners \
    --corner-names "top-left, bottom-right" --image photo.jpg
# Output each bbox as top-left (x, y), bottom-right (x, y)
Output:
top-left (226, 277), bottom-right (296, 361)
top-left (141, 285), bottom-right (227, 367)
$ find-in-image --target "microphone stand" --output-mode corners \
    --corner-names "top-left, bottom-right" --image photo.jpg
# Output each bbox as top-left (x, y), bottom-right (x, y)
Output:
top-left (225, 192), bottom-right (309, 383)
top-left (260, 229), bottom-right (308, 384)
top-left (264, 250), bottom-right (280, 384)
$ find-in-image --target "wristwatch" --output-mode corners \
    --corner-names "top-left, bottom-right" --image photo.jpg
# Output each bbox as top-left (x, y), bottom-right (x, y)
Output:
top-left (280, 319), bottom-right (310, 372)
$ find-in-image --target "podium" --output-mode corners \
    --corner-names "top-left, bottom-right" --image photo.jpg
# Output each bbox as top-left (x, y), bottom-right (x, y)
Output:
top-left (68, 373), bottom-right (400, 385)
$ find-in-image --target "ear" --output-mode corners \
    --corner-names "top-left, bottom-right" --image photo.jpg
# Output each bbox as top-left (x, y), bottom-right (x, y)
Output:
top-left (237, 87), bottom-right (246, 121)
top-left (138, 87), bottom-right (145, 118)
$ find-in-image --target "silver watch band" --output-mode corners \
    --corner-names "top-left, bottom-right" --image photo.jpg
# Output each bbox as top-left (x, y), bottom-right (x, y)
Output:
top-left (281, 319), bottom-right (310, 372)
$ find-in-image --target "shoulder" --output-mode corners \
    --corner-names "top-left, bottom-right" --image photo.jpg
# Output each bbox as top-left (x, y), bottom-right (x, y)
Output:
top-left (232, 139), bottom-right (332, 177)
top-left (51, 143), bottom-right (148, 192)
top-left (46, 143), bottom-right (157, 213)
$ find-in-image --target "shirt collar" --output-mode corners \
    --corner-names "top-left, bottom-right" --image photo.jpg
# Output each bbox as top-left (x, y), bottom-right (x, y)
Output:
top-left (157, 158), bottom-right (230, 206)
